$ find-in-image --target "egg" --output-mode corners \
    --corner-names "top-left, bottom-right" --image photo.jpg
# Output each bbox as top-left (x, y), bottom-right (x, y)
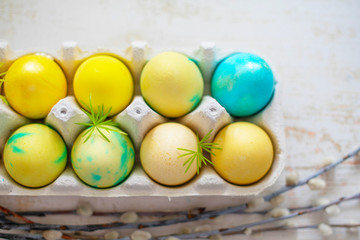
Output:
top-left (4, 54), bottom-right (67, 119)
top-left (73, 55), bottom-right (134, 116)
top-left (71, 126), bottom-right (134, 188)
top-left (140, 52), bottom-right (204, 118)
top-left (3, 124), bottom-right (67, 188)
top-left (211, 122), bottom-right (274, 185)
top-left (140, 122), bottom-right (197, 186)
top-left (211, 53), bottom-right (275, 117)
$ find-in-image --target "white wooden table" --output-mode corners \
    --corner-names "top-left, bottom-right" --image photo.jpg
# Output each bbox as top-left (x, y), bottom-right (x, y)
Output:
top-left (0, 0), bottom-right (359, 239)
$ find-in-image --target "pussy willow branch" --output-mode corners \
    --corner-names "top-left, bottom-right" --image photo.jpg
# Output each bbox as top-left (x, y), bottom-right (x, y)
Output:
top-left (0, 206), bottom-right (34, 224)
top-left (1, 223), bottom-right (358, 240)
top-left (0, 233), bottom-right (43, 240)
top-left (0, 205), bottom-right (74, 239)
top-left (0, 206), bottom-right (311, 219)
top-left (154, 192), bottom-right (360, 239)
top-left (0, 209), bottom-right (193, 218)
top-left (250, 224), bottom-right (360, 235)
top-left (0, 231), bottom-right (73, 240)
top-left (0, 147), bottom-right (358, 233)
top-left (264, 147), bottom-right (360, 202)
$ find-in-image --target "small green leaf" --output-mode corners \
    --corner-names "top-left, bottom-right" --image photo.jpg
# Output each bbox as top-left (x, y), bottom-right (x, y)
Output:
top-left (75, 122), bottom-right (93, 126)
top-left (202, 142), bottom-right (219, 146)
top-left (199, 129), bottom-right (213, 144)
top-left (76, 95), bottom-right (126, 143)
top-left (178, 151), bottom-right (195, 159)
top-left (202, 155), bottom-right (215, 166)
top-left (83, 127), bottom-right (95, 143)
top-left (202, 147), bottom-right (216, 156)
top-left (177, 148), bottom-right (194, 152)
top-left (80, 107), bottom-right (93, 120)
top-left (99, 119), bottom-right (113, 125)
top-left (177, 129), bottom-right (222, 175)
top-left (99, 126), bottom-right (125, 135)
top-left (113, 129), bottom-right (128, 135)
top-left (104, 121), bottom-right (120, 127)
top-left (0, 65), bottom-right (7, 89)
top-left (98, 106), bottom-right (110, 123)
top-left (184, 154), bottom-right (196, 173)
top-left (82, 127), bottom-right (93, 137)
top-left (0, 95), bottom-right (8, 105)
top-left (183, 153), bottom-right (196, 167)
top-left (96, 127), bottom-right (110, 142)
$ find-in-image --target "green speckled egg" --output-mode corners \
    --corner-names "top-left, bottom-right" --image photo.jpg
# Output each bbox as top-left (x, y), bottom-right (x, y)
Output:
top-left (3, 123), bottom-right (67, 188)
top-left (71, 126), bottom-right (134, 188)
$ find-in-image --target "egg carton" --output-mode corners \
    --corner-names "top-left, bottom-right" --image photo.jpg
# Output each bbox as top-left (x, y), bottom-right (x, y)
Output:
top-left (0, 40), bottom-right (285, 211)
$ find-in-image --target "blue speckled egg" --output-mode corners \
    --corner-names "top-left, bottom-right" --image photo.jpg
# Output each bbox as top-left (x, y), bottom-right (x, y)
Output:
top-left (211, 53), bottom-right (275, 117)
top-left (71, 126), bottom-right (134, 188)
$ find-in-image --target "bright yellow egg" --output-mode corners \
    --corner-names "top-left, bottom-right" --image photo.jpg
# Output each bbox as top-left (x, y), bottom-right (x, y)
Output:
top-left (211, 122), bottom-right (274, 185)
top-left (3, 124), bottom-right (67, 188)
top-left (140, 52), bottom-right (204, 118)
top-left (140, 122), bottom-right (198, 186)
top-left (73, 55), bottom-right (134, 116)
top-left (4, 54), bottom-right (67, 119)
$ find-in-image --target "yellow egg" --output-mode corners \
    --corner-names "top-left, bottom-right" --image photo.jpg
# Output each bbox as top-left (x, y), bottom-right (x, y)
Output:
top-left (140, 122), bottom-right (197, 186)
top-left (211, 122), bottom-right (274, 185)
top-left (3, 124), bottom-right (67, 188)
top-left (73, 55), bottom-right (134, 116)
top-left (4, 54), bottom-right (67, 119)
top-left (140, 52), bottom-right (204, 118)
top-left (71, 126), bottom-right (135, 188)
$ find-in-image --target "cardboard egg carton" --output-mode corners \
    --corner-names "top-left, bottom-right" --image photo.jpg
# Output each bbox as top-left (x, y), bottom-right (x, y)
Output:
top-left (0, 40), bottom-right (285, 210)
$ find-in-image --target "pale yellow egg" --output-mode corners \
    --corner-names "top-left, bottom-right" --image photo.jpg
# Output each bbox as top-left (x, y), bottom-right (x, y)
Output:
top-left (73, 55), bottom-right (133, 116)
top-left (140, 52), bottom-right (204, 118)
top-left (3, 124), bottom-right (67, 188)
top-left (4, 54), bottom-right (67, 119)
top-left (211, 122), bottom-right (274, 185)
top-left (140, 122), bottom-right (198, 186)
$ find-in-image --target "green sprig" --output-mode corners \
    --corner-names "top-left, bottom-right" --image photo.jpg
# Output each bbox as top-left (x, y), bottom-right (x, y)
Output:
top-left (0, 62), bottom-right (7, 89)
top-left (0, 95), bottom-right (8, 105)
top-left (0, 62), bottom-right (8, 105)
top-left (177, 130), bottom-right (222, 175)
top-left (76, 95), bottom-right (127, 143)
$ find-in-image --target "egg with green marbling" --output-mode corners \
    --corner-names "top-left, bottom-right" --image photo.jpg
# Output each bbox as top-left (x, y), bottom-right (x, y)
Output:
top-left (71, 126), bottom-right (134, 188)
top-left (3, 123), bottom-right (67, 188)
top-left (140, 52), bottom-right (204, 118)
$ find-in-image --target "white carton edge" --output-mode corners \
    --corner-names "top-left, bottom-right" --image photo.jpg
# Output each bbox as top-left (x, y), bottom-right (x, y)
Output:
top-left (0, 40), bottom-right (285, 201)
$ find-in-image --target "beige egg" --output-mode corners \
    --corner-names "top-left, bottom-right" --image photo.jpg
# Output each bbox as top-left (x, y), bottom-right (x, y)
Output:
top-left (140, 122), bottom-right (198, 186)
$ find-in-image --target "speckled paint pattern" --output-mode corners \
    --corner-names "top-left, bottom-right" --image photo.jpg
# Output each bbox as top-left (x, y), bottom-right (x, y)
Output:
top-left (71, 126), bottom-right (134, 188)
top-left (3, 124), bottom-right (67, 188)
top-left (211, 53), bottom-right (275, 117)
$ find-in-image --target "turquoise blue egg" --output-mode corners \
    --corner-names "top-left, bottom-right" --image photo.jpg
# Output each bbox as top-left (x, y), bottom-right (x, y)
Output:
top-left (71, 126), bottom-right (134, 188)
top-left (211, 53), bottom-right (275, 117)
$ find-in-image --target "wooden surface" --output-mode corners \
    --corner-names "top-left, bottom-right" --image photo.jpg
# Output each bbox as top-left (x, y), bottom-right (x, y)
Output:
top-left (0, 0), bottom-right (360, 239)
